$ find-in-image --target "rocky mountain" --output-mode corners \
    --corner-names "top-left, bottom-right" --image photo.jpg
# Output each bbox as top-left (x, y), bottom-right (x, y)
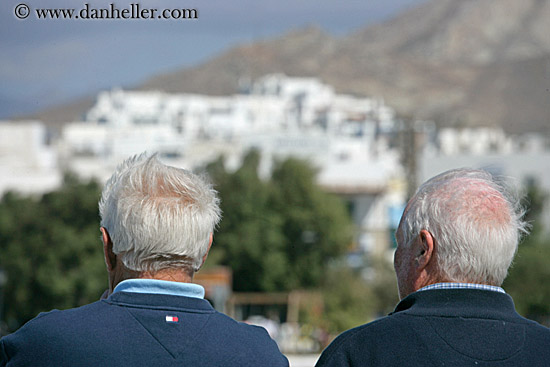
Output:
top-left (333, 0), bottom-right (550, 132)
top-left (33, 0), bottom-right (550, 134)
top-left (142, 27), bottom-right (338, 96)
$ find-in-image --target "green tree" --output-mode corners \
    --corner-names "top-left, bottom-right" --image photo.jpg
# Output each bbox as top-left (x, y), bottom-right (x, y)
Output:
top-left (206, 151), bottom-right (353, 292)
top-left (504, 179), bottom-right (550, 325)
top-left (207, 151), bottom-right (288, 292)
top-left (314, 254), bottom-right (399, 335)
top-left (0, 174), bottom-right (106, 330)
top-left (320, 267), bottom-right (374, 334)
top-left (365, 257), bottom-right (400, 318)
top-left (270, 158), bottom-right (352, 289)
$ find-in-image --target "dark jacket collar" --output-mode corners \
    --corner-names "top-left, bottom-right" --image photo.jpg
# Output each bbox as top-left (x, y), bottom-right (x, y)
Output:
top-left (105, 291), bottom-right (215, 313)
top-left (390, 288), bottom-right (524, 322)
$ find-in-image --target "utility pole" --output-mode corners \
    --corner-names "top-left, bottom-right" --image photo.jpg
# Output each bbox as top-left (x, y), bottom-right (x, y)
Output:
top-left (399, 117), bottom-right (418, 200)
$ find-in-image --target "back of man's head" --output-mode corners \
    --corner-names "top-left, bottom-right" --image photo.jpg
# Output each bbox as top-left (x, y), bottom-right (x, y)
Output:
top-left (99, 153), bottom-right (221, 273)
top-left (400, 168), bottom-right (528, 286)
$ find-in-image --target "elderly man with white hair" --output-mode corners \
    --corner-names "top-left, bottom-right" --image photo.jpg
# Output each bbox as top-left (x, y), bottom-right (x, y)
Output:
top-left (316, 168), bottom-right (550, 366)
top-left (1, 153), bottom-right (289, 367)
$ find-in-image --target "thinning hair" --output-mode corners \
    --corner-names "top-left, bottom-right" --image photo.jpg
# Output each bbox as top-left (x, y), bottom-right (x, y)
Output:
top-left (99, 153), bottom-right (221, 273)
top-left (400, 168), bottom-right (528, 286)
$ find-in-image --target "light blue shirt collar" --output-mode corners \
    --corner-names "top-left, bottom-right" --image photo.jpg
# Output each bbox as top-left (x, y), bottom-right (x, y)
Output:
top-left (112, 278), bottom-right (205, 299)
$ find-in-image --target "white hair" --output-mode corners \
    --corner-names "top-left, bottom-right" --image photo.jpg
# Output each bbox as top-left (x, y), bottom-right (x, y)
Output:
top-left (99, 153), bottom-right (221, 273)
top-left (400, 168), bottom-right (528, 286)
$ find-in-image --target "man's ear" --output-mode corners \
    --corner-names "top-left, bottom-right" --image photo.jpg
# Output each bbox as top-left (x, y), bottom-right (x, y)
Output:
top-left (100, 227), bottom-right (117, 272)
top-left (416, 229), bottom-right (435, 270)
top-left (199, 233), bottom-right (213, 270)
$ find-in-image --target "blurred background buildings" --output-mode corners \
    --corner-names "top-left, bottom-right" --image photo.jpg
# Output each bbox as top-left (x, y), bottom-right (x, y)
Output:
top-left (3, 73), bottom-right (550, 253)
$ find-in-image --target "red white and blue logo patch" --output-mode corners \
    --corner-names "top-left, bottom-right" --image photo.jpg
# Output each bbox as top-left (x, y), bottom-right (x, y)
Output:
top-left (165, 315), bottom-right (179, 323)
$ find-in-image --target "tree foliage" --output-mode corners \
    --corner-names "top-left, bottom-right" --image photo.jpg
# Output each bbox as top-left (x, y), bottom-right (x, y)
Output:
top-left (503, 179), bottom-right (550, 325)
top-left (206, 151), bottom-right (353, 292)
top-left (0, 174), bottom-right (106, 331)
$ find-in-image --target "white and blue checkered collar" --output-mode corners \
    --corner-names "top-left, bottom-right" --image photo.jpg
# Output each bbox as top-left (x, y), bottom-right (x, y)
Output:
top-left (417, 282), bottom-right (506, 294)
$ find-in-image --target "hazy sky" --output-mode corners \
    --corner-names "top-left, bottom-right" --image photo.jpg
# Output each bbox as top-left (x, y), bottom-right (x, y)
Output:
top-left (0, 0), bottom-right (426, 119)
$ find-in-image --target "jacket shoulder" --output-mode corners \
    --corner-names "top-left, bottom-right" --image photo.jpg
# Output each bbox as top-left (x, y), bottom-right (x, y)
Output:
top-left (316, 315), bottom-right (397, 366)
top-left (202, 311), bottom-right (289, 366)
top-left (0, 301), bottom-right (109, 366)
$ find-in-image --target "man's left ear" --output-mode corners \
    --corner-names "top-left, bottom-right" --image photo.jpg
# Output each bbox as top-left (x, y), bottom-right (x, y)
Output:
top-left (101, 227), bottom-right (117, 272)
top-left (416, 229), bottom-right (435, 269)
top-left (199, 233), bottom-right (213, 270)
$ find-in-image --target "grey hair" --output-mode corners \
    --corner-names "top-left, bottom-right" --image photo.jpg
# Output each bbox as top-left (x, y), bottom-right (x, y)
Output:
top-left (400, 168), bottom-right (528, 286)
top-left (99, 153), bottom-right (222, 273)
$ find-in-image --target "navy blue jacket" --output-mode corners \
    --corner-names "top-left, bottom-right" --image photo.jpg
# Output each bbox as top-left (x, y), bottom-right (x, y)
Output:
top-left (0, 291), bottom-right (289, 366)
top-left (316, 289), bottom-right (550, 366)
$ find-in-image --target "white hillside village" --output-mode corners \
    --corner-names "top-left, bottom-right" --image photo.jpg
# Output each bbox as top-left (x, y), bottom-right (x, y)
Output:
top-left (2, 74), bottom-right (550, 256)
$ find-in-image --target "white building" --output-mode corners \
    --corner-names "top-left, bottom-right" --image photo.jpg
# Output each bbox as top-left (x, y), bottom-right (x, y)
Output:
top-left (420, 127), bottom-right (550, 232)
top-left (0, 121), bottom-right (61, 195)
top-left (62, 74), bottom-right (395, 164)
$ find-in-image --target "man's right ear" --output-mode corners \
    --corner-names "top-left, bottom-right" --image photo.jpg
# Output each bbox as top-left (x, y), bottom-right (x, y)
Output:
top-left (416, 229), bottom-right (435, 270)
top-left (100, 227), bottom-right (117, 272)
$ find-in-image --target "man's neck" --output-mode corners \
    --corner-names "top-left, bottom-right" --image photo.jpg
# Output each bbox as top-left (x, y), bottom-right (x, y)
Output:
top-left (109, 261), bottom-right (194, 293)
top-left (138, 268), bottom-right (194, 283)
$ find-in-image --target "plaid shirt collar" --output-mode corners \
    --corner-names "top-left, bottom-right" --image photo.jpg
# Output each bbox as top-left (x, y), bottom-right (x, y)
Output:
top-left (417, 282), bottom-right (506, 294)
